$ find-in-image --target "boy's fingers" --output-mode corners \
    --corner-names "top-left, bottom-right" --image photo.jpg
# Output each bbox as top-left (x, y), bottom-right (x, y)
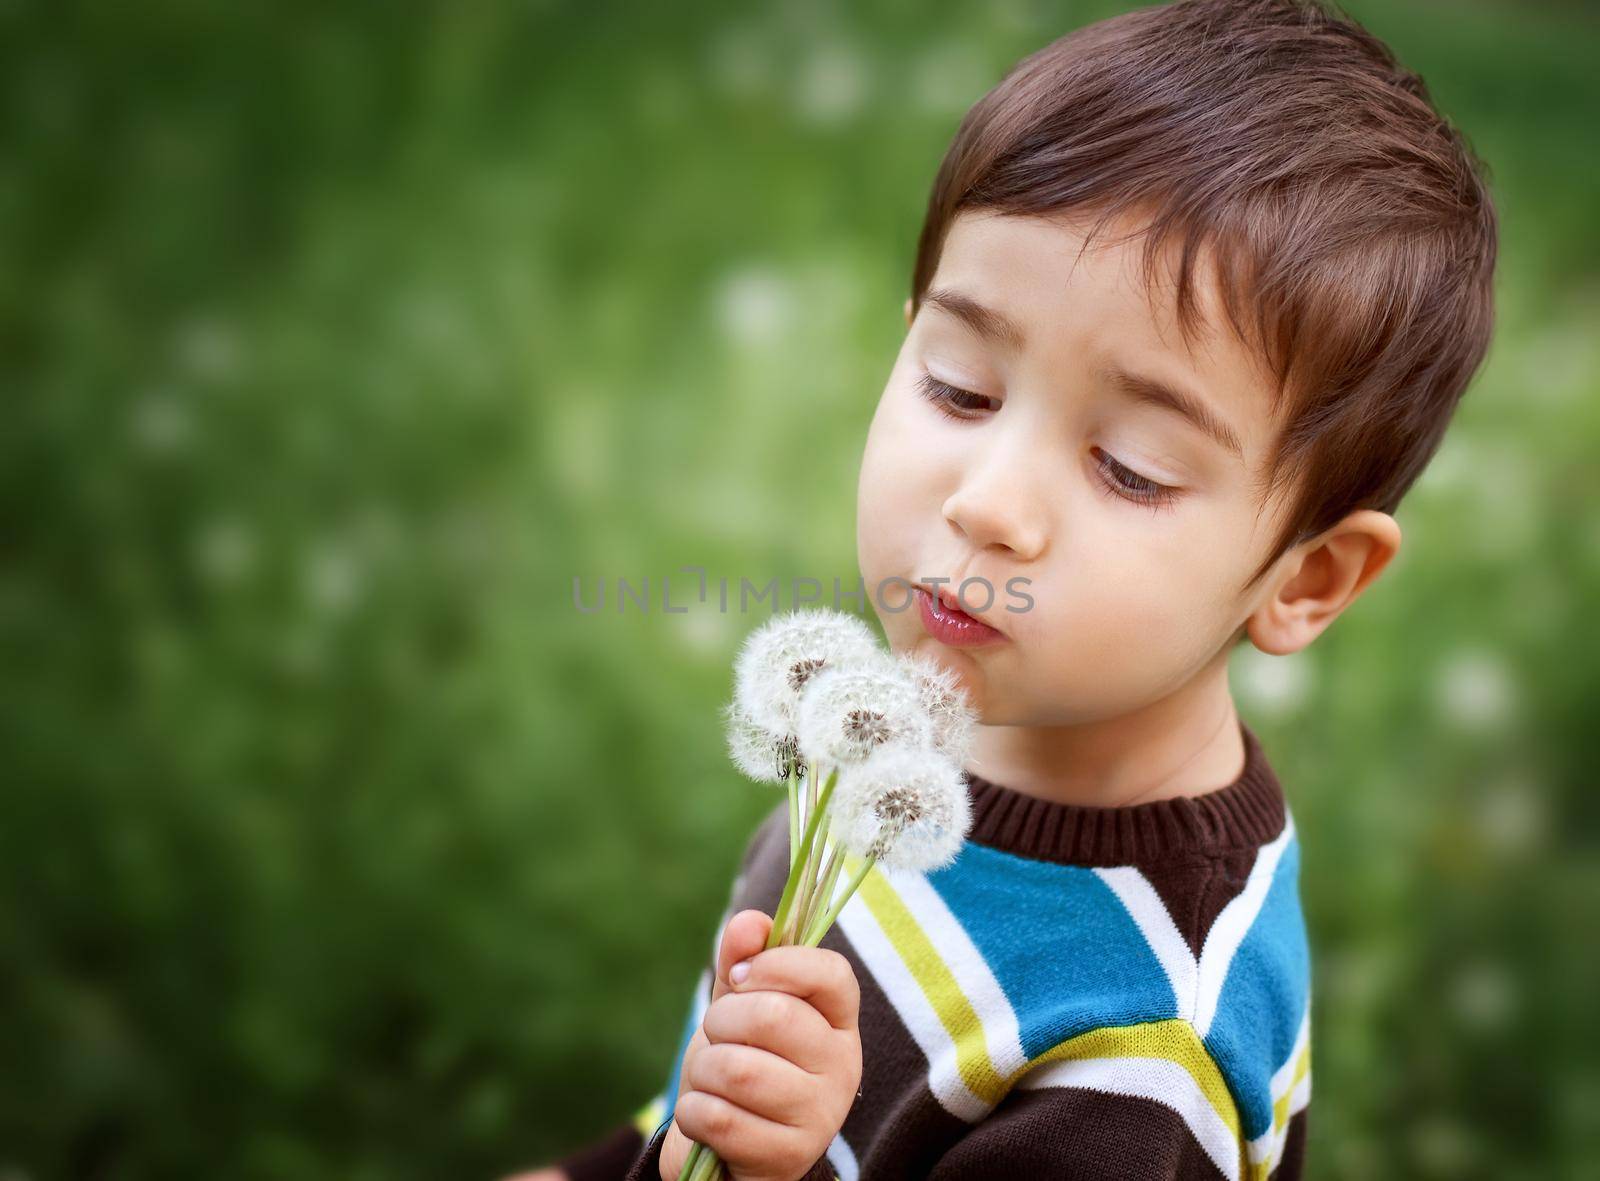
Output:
top-left (702, 989), bottom-right (835, 1073)
top-left (682, 1041), bottom-right (812, 1125)
top-left (725, 945), bottom-right (861, 1030)
top-left (672, 1089), bottom-right (809, 1172)
top-left (712, 909), bottom-right (773, 1001)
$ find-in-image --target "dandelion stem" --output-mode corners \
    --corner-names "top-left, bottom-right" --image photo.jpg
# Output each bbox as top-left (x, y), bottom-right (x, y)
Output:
top-left (790, 809), bottom-right (831, 944)
top-left (804, 857), bottom-right (876, 947)
top-left (767, 768), bottom-right (837, 951)
top-left (676, 1142), bottom-right (703, 1181)
top-left (787, 773), bottom-right (800, 870)
top-left (801, 841), bottom-right (845, 943)
top-left (686, 1146), bottom-right (722, 1181)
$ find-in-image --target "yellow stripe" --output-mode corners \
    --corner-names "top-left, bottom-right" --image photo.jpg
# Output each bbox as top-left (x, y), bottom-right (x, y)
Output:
top-left (1241, 1039), bottom-right (1311, 1179)
top-left (1276, 1039), bottom-right (1310, 1126)
top-left (1245, 1040), bottom-right (1312, 1178)
top-left (1030, 1018), bottom-right (1242, 1141)
top-left (856, 860), bottom-right (1011, 1104)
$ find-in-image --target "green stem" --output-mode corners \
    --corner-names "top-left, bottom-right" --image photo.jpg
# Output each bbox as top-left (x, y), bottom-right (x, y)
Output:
top-left (766, 768), bottom-right (837, 951)
top-left (789, 810), bottom-right (830, 944)
top-left (787, 773), bottom-right (800, 870)
top-left (687, 1146), bottom-right (721, 1181)
top-left (699, 1148), bottom-right (726, 1181)
top-left (797, 837), bottom-right (841, 942)
top-left (804, 857), bottom-right (876, 947)
top-left (798, 762), bottom-right (830, 904)
top-left (676, 1142), bottom-right (704, 1181)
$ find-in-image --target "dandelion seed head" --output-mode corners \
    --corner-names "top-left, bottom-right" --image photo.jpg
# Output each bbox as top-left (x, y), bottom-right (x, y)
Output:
top-left (833, 745), bottom-right (971, 873)
top-left (845, 708), bottom-right (892, 747)
top-left (896, 650), bottom-right (979, 763)
top-left (733, 609), bottom-right (881, 732)
top-left (722, 699), bottom-right (800, 786)
top-left (875, 785), bottom-right (926, 828)
top-left (774, 733), bottom-right (807, 782)
top-left (788, 657), bottom-right (827, 693)
top-left (796, 657), bottom-right (931, 769)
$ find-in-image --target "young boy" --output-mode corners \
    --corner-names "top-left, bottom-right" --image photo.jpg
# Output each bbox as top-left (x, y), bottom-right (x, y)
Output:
top-left (535, 0), bottom-right (1497, 1177)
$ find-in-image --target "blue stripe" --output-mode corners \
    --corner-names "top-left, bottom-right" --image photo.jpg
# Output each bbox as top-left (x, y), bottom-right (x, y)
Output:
top-left (1202, 834), bottom-right (1311, 1139)
top-left (928, 843), bottom-right (1180, 1059)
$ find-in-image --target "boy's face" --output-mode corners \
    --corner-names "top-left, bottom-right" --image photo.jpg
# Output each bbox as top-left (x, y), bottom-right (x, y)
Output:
top-left (857, 208), bottom-right (1292, 726)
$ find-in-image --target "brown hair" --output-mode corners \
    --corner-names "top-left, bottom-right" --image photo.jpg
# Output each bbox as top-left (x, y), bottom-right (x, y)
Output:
top-left (909, 0), bottom-right (1498, 591)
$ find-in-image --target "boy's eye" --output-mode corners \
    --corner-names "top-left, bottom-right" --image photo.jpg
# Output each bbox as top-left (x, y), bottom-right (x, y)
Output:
top-left (1091, 446), bottom-right (1180, 512)
top-left (915, 372), bottom-right (996, 420)
top-left (915, 371), bottom-right (1179, 513)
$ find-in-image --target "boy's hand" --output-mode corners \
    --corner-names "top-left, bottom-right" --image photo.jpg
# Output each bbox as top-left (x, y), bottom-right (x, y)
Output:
top-left (659, 910), bottom-right (862, 1181)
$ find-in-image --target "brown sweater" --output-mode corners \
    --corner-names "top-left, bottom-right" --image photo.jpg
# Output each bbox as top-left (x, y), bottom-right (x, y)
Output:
top-left (560, 718), bottom-right (1310, 1180)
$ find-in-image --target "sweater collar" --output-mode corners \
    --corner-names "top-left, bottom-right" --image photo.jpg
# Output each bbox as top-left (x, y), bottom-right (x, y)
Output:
top-left (959, 717), bottom-right (1286, 867)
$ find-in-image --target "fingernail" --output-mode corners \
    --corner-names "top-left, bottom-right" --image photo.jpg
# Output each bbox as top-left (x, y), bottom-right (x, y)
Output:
top-left (730, 960), bottom-right (751, 985)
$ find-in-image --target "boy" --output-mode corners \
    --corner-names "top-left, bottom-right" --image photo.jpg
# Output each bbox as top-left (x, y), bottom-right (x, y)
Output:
top-left (534, 0), bottom-right (1497, 1177)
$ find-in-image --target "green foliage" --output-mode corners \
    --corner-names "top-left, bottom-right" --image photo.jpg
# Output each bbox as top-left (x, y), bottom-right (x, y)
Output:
top-left (2, 1), bottom-right (1596, 1177)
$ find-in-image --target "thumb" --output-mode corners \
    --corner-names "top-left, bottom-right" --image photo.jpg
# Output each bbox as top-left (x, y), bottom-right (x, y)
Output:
top-left (712, 909), bottom-right (773, 1001)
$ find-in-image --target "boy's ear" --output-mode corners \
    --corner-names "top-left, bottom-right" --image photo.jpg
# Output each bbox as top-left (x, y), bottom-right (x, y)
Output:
top-left (1246, 509), bottom-right (1402, 656)
top-left (903, 296), bottom-right (914, 328)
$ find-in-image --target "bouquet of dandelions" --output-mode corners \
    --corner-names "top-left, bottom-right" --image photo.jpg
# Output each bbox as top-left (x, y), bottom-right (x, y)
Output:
top-left (677, 609), bottom-right (978, 1181)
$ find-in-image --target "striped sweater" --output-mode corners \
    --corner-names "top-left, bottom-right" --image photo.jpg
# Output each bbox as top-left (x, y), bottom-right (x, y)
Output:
top-left (560, 718), bottom-right (1310, 1181)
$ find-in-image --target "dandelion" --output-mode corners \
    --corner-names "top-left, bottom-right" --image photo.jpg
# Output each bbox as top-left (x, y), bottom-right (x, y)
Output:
top-left (831, 744), bottom-right (971, 873)
top-left (795, 655), bottom-right (931, 769)
top-left (721, 699), bottom-right (803, 786)
top-left (723, 696), bottom-right (809, 874)
top-left (683, 611), bottom-right (974, 1181)
top-left (895, 649), bottom-right (979, 763)
top-left (732, 609), bottom-right (881, 734)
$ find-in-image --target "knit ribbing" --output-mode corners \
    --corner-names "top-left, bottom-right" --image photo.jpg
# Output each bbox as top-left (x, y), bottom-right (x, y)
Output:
top-left (961, 718), bottom-right (1285, 866)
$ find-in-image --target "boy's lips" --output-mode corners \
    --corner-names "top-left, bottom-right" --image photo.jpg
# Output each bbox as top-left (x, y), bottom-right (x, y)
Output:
top-left (914, 584), bottom-right (1009, 647)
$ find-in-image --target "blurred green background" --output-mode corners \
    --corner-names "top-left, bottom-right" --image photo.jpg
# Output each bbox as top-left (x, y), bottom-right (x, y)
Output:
top-left (3, 0), bottom-right (1597, 1177)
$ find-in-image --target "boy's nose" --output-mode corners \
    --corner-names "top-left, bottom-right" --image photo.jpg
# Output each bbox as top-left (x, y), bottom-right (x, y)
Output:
top-left (941, 454), bottom-right (1048, 563)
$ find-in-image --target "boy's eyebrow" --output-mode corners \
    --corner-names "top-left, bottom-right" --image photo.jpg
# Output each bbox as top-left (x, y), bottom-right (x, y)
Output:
top-left (1100, 366), bottom-right (1246, 460)
top-left (922, 287), bottom-right (1029, 353)
top-left (922, 285), bottom-right (1244, 460)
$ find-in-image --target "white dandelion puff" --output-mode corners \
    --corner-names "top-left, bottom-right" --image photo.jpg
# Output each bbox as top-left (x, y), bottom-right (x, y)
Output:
top-left (722, 699), bottom-right (803, 785)
top-left (796, 655), bottom-right (931, 769)
top-left (732, 608), bottom-right (882, 734)
top-left (832, 745), bottom-right (971, 873)
top-left (895, 649), bottom-right (979, 763)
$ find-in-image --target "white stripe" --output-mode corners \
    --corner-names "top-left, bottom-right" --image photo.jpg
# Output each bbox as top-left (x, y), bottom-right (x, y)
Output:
top-left (1270, 1006), bottom-right (1312, 1098)
top-left (1247, 1002), bottom-right (1313, 1167)
top-left (836, 887), bottom-right (991, 1122)
top-left (1288, 1067), bottom-right (1310, 1115)
top-left (1093, 865), bottom-right (1200, 1018)
top-left (1019, 1056), bottom-right (1240, 1181)
top-left (1250, 1066), bottom-right (1311, 1169)
top-left (1194, 812), bottom-right (1296, 1038)
top-left (1247, 1127), bottom-right (1271, 1162)
top-left (878, 865), bottom-right (1029, 1080)
top-left (825, 1132), bottom-right (859, 1181)
top-left (1272, 1014), bottom-right (1313, 1165)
